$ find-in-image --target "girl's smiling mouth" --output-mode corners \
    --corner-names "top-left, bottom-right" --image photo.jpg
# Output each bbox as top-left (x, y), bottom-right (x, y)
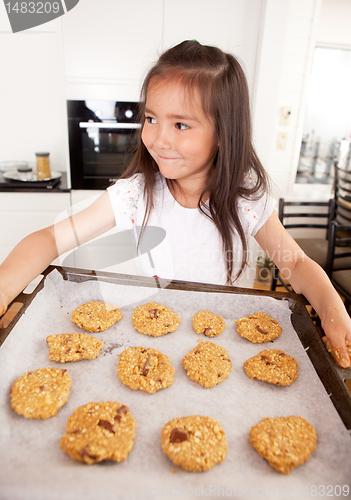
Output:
top-left (158, 155), bottom-right (178, 160)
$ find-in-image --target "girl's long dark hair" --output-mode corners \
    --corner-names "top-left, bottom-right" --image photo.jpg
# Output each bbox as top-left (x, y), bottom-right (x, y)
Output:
top-left (121, 40), bottom-right (269, 283)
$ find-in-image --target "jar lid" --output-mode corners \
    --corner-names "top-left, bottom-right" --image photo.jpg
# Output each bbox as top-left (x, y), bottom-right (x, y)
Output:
top-left (17, 165), bottom-right (32, 173)
top-left (35, 152), bottom-right (50, 157)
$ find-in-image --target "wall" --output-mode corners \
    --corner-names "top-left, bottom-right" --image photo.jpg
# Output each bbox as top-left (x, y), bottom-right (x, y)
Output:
top-left (317, 0), bottom-right (351, 47)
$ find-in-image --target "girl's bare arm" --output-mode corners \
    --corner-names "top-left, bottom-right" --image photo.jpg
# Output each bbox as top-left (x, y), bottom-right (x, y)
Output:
top-left (0, 191), bottom-right (116, 316)
top-left (255, 210), bottom-right (351, 368)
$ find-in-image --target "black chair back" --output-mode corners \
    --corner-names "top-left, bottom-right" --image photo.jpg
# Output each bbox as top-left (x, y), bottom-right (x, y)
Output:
top-left (270, 198), bottom-right (335, 292)
top-left (326, 221), bottom-right (351, 310)
top-left (334, 162), bottom-right (351, 225)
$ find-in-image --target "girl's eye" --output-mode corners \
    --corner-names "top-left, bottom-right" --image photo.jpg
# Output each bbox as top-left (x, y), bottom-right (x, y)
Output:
top-left (176, 122), bottom-right (189, 130)
top-left (145, 116), bottom-right (157, 124)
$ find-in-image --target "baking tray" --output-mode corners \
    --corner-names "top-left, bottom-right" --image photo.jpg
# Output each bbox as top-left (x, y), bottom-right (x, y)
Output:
top-left (1, 265), bottom-right (351, 431)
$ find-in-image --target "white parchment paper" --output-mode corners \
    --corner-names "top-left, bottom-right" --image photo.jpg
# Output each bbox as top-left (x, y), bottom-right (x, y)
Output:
top-left (0, 269), bottom-right (350, 500)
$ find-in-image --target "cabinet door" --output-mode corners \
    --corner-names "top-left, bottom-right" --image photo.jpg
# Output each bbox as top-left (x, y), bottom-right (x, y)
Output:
top-left (0, 192), bottom-right (71, 263)
top-left (163, 0), bottom-right (262, 90)
top-left (63, 0), bottom-right (163, 101)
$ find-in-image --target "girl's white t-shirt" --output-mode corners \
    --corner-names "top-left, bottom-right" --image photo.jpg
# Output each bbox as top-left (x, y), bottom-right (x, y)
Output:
top-left (107, 173), bottom-right (275, 285)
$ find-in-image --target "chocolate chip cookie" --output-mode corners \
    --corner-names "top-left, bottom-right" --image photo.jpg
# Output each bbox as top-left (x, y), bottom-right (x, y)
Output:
top-left (161, 415), bottom-right (227, 471)
top-left (10, 367), bottom-right (71, 419)
top-left (182, 341), bottom-right (232, 388)
top-left (46, 333), bottom-right (103, 363)
top-left (192, 310), bottom-right (226, 337)
top-left (71, 301), bottom-right (122, 332)
top-left (244, 349), bottom-right (298, 386)
top-left (235, 312), bottom-right (282, 343)
top-left (117, 346), bottom-right (175, 393)
top-left (132, 302), bottom-right (181, 337)
top-left (249, 416), bottom-right (317, 474)
top-left (60, 402), bottom-right (136, 464)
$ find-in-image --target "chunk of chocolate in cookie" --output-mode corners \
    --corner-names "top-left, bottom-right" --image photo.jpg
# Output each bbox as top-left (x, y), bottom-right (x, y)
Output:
top-left (182, 341), bottom-right (232, 388)
top-left (71, 301), bottom-right (122, 332)
top-left (10, 367), bottom-right (71, 419)
top-left (132, 302), bottom-right (181, 337)
top-left (161, 415), bottom-right (227, 471)
top-left (235, 312), bottom-right (282, 343)
top-left (46, 333), bottom-right (103, 363)
top-left (249, 416), bottom-right (317, 474)
top-left (192, 310), bottom-right (226, 337)
top-left (117, 346), bottom-right (175, 393)
top-left (60, 401), bottom-right (136, 464)
top-left (244, 349), bottom-right (298, 386)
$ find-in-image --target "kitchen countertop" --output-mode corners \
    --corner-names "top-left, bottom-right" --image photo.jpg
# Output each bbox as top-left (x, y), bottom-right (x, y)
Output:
top-left (0, 171), bottom-right (70, 193)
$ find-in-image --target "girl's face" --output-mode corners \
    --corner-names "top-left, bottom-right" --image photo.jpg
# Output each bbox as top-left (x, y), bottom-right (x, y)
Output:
top-left (142, 78), bottom-right (218, 190)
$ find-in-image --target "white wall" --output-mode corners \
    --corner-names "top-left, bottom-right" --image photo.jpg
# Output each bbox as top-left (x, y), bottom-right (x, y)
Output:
top-left (317, 0), bottom-right (351, 47)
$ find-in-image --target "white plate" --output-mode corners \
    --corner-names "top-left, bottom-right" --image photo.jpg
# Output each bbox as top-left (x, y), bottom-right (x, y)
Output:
top-left (3, 170), bottom-right (62, 182)
top-left (0, 161), bottom-right (28, 172)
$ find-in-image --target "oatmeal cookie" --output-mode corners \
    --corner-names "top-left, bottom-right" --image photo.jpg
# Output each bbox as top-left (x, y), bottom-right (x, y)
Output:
top-left (117, 346), bottom-right (175, 393)
top-left (132, 302), bottom-right (181, 337)
top-left (46, 333), bottom-right (103, 363)
top-left (182, 341), bottom-right (232, 388)
top-left (235, 312), bottom-right (282, 343)
top-left (71, 301), bottom-right (122, 332)
top-left (161, 415), bottom-right (227, 471)
top-left (244, 349), bottom-right (298, 386)
top-left (249, 416), bottom-right (317, 474)
top-left (192, 310), bottom-right (226, 337)
top-left (10, 367), bottom-right (71, 419)
top-left (60, 401), bottom-right (136, 464)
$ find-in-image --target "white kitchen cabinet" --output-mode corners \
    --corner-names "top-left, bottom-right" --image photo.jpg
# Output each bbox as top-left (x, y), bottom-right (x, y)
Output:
top-left (0, 192), bottom-right (71, 265)
top-left (62, 190), bottom-right (137, 275)
top-left (162, 0), bottom-right (262, 91)
top-left (62, 0), bottom-right (164, 101)
top-left (0, 190), bottom-right (136, 275)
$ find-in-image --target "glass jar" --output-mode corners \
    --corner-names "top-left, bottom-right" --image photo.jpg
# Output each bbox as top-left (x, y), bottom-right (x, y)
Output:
top-left (17, 162), bottom-right (33, 181)
top-left (35, 152), bottom-right (51, 180)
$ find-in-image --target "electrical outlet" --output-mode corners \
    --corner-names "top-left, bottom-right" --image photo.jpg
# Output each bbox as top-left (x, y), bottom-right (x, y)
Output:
top-left (276, 131), bottom-right (288, 150)
top-left (280, 106), bottom-right (292, 125)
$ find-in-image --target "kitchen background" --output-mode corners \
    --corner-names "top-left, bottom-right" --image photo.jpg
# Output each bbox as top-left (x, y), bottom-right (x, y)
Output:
top-left (0, 0), bottom-right (350, 285)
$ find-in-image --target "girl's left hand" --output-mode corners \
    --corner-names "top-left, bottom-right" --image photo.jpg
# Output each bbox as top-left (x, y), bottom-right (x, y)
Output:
top-left (321, 310), bottom-right (351, 368)
top-left (0, 289), bottom-right (10, 317)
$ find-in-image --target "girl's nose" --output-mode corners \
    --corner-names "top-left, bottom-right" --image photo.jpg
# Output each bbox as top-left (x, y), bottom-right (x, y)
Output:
top-left (154, 127), bottom-right (171, 149)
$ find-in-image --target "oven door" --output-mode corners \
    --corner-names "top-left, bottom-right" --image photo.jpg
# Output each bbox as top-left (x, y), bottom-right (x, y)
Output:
top-left (69, 121), bottom-right (140, 190)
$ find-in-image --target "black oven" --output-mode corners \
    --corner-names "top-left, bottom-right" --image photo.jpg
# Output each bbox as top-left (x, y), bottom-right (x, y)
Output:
top-left (67, 100), bottom-right (140, 190)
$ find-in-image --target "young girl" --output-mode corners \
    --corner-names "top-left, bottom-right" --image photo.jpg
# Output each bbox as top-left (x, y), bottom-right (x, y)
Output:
top-left (0, 40), bottom-right (350, 368)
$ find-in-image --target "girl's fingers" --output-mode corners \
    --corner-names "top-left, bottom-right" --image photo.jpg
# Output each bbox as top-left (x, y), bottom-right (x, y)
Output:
top-left (0, 293), bottom-right (8, 317)
top-left (322, 336), bottom-right (351, 368)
